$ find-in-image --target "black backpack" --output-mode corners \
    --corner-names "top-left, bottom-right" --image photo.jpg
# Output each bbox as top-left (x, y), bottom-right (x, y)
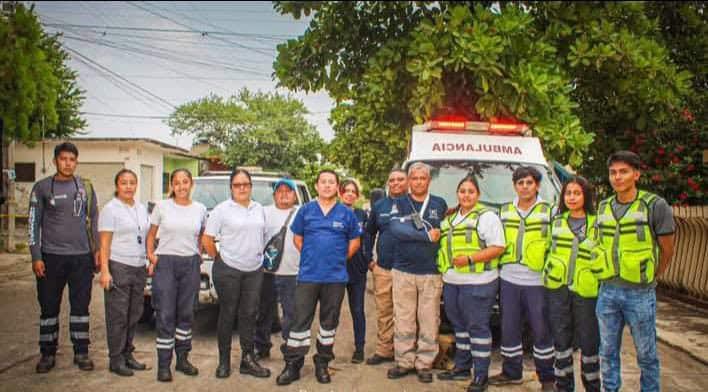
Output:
top-left (262, 209), bottom-right (296, 272)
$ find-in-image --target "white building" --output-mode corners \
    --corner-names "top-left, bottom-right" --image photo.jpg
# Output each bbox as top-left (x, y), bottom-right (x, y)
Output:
top-left (14, 138), bottom-right (203, 214)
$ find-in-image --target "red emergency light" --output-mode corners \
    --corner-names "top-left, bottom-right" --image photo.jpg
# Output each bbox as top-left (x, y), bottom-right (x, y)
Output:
top-left (488, 117), bottom-right (529, 135)
top-left (417, 115), bottom-right (529, 136)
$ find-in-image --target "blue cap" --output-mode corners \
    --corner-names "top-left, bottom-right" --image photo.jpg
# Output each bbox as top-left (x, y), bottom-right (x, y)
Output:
top-left (272, 178), bottom-right (297, 192)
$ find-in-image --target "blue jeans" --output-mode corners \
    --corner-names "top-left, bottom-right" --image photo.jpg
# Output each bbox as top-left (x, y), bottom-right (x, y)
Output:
top-left (596, 284), bottom-right (659, 392)
top-left (275, 275), bottom-right (297, 351)
top-left (442, 279), bottom-right (497, 378)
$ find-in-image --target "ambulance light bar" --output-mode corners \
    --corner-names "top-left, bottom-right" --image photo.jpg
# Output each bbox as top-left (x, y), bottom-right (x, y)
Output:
top-left (413, 118), bottom-right (530, 136)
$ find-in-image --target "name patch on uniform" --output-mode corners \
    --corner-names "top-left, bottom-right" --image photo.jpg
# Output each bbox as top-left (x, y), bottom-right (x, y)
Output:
top-left (428, 210), bottom-right (439, 220)
top-left (332, 221), bottom-right (345, 229)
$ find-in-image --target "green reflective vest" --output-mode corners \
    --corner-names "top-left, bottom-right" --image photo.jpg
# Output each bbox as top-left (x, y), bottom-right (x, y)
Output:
top-left (438, 204), bottom-right (498, 274)
top-left (499, 201), bottom-right (552, 272)
top-left (594, 190), bottom-right (659, 284)
top-left (543, 212), bottom-right (600, 298)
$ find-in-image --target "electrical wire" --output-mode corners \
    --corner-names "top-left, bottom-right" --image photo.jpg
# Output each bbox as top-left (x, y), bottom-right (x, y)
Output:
top-left (64, 45), bottom-right (177, 110)
top-left (126, 2), bottom-right (274, 57)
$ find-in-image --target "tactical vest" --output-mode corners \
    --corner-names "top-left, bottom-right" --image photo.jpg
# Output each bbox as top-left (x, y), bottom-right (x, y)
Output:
top-left (438, 204), bottom-right (498, 274)
top-left (499, 201), bottom-right (551, 272)
top-left (543, 212), bottom-right (600, 298)
top-left (594, 191), bottom-right (659, 284)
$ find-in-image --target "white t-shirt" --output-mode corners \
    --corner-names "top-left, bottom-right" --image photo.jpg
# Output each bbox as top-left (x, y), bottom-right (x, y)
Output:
top-left (443, 210), bottom-right (505, 285)
top-left (264, 205), bottom-right (300, 276)
top-left (98, 198), bottom-right (150, 267)
top-left (150, 199), bottom-right (207, 257)
top-left (500, 197), bottom-right (545, 286)
top-left (205, 199), bottom-right (266, 272)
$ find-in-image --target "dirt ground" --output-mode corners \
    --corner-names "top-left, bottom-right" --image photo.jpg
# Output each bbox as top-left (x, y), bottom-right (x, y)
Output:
top-left (1, 251), bottom-right (707, 392)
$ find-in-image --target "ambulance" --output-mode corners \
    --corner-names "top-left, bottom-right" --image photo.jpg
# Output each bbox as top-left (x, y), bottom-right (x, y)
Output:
top-left (403, 116), bottom-right (561, 209)
top-left (402, 116), bottom-right (563, 339)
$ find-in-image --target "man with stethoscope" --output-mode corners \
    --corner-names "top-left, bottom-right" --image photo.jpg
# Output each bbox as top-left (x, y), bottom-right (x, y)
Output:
top-left (28, 142), bottom-right (99, 374)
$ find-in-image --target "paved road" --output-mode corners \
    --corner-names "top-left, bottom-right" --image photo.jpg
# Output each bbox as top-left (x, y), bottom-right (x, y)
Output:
top-left (1, 251), bottom-right (706, 392)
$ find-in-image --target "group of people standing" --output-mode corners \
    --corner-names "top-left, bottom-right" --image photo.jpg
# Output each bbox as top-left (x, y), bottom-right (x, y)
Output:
top-left (28, 142), bottom-right (674, 392)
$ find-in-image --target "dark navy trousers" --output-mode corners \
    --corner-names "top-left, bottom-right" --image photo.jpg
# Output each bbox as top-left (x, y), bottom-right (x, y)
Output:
top-left (151, 254), bottom-right (200, 368)
top-left (37, 253), bottom-right (93, 355)
top-left (442, 279), bottom-right (497, 378)
top-left (499, 279), bottom-right (554, 383)
top-left (346, 272), bottom-right (367, 351)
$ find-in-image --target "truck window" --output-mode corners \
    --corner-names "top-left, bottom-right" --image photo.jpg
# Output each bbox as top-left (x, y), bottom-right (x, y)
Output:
top-left (422, 161), bottom-right (559, 209)
top-left (193, 178), bottom-right (276, 210)
top-left (192, 178), bottom-right (230, 211)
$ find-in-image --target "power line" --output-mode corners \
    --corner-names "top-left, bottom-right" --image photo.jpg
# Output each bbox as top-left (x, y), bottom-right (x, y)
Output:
top-left (126, 2), bottom-right (274, 57)
top-left (41, 22), bottom-right (292, 39)
top-left (64, 45), bottom-right (177, 110)
top-left (58, 33), bottom-right (271, 77)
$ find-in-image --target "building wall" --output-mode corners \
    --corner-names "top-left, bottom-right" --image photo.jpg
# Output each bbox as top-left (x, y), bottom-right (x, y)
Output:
top-left (14, 140), bottom-right (166, 214)
top-left (163, 156), bottom-right (201, 197)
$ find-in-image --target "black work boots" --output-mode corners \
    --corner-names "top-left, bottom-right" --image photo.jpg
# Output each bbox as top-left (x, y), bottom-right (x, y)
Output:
top-left (240, 352), bottom-right (271, 378)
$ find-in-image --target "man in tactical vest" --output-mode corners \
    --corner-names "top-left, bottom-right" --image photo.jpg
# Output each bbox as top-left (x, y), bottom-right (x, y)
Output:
top-left (490, 166), bottom-right (554, 391)
top-left (595, 151), bottom-right (675, 392)
top-left (29, 142), bottom-right (99, 373)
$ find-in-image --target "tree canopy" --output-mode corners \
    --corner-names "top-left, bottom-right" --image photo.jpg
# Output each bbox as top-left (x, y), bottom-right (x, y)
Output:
top-left (273, 1), bottom-right (701, 201)
top-left (0, 3), bottom-right (85, 142)
top-left (167, 88), bottom-right (326, 183)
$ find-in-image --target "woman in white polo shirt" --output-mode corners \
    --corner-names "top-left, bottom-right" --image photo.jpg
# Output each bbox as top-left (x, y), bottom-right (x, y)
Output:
top-left (146, 168), bottom-right (206, 382)
top-left (436, 174), bottom-right (506, 392)
top-left (98, 169), bottom-right (150, 377)
top-left (203, 169), bottom-right (271, 380)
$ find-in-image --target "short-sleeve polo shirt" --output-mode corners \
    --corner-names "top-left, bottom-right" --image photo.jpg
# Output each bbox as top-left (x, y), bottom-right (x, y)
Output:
top-left (290, 200), bottom-right (362, 283)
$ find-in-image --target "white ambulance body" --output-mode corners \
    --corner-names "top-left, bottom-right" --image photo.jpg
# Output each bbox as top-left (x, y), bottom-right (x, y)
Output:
top-left (403, 119), bottom-right (561, 208)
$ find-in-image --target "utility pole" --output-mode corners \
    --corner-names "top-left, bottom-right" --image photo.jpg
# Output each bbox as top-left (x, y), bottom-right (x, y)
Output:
top-left (3, 139), bottom-right (16, 252)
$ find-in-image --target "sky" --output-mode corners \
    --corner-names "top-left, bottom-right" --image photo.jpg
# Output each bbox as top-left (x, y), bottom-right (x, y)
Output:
top-left (32, 1), bottom-right (334, 149)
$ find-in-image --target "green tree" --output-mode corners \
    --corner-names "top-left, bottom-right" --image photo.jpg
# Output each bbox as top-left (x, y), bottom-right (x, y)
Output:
top-left (0, 3), bottom-right (84, 141)
top-left (167, 88), bottom-right (326, 182)
top-left (273, 1), bottom-right (693, 197)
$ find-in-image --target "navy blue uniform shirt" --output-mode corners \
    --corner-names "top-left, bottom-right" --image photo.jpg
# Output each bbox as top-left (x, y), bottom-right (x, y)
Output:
top-left (347, 208), bottom-right (372, 283)
top-left (290, 200), bottom-right (362, 283)
top-left (390, 194), bottom-right (447, 275)
top-left (366, 196), bottom-right (399, 270)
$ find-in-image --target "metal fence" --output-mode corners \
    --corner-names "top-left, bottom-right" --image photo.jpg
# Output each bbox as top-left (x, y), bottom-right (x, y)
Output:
top-left (657, 206), bottom-right (708, 300)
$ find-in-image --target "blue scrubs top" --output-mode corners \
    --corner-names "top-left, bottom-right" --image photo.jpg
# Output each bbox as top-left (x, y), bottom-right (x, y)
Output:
top-left (290, 200), bottom-right (362, 283)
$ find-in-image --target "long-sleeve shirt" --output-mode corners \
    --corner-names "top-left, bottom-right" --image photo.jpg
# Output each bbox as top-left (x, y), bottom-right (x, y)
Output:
top-left (347, 208), bottom-right (372, 282)
top-left (366, 197), bottom-right (397, 270)
top-left (28, 175), bottom-right (99, 261)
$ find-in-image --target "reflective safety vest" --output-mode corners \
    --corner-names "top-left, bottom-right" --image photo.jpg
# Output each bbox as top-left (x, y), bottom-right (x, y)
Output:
top-left (543, 212), bottom-right (601, 298)
top-left (499, 201), bottom-right (552, 272)
top-left (594, 190), bottom-right (659, 284)
top-left (438, 204), bottom-right (498, 274)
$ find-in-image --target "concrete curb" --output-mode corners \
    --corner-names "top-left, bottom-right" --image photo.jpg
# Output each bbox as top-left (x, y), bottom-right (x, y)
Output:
top-left (656, 297), bottom-right (708, 366)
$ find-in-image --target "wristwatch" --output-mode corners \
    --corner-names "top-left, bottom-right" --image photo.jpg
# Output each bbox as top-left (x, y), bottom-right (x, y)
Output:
top-left (467, 255), bottom-right (473, 265)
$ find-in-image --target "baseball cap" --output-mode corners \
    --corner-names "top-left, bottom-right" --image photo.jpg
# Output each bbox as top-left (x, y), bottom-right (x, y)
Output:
top-left (272, 178), bottom-right (297, 192)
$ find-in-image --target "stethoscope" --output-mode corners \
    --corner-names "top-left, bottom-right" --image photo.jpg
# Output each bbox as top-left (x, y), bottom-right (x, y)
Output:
top-left (49, 175), bottom-right (83, 217)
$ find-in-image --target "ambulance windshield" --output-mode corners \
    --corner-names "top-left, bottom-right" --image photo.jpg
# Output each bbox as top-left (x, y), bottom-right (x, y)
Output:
top-left (424, 161), bottom-right (559, 209)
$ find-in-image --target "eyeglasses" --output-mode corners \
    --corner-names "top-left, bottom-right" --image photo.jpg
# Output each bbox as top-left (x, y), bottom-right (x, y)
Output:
top-left (232, 183), bottom-right (252, 189)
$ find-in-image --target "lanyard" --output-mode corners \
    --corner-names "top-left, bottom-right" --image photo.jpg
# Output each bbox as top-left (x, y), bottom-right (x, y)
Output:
top-left (408, 193), bottom-right (430, 218)
top-left (119, 198), bottom-right (143, 244)
top-left (450, 208), bottom-right (475, 227)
